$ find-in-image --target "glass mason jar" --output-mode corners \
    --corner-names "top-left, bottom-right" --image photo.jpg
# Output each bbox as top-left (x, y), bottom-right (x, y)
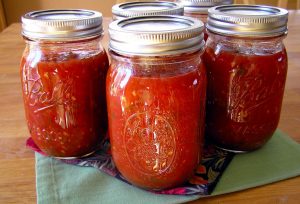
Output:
top-left (20, 10), bottom-right (109, 158)
top-left (204, 5), bottom-right (289, 152)
top-left (112, 1), bottom-right (183, 20)
top-left (176, 0), bottom-right (233, 40)
top-left (107, 16), bottom-right (206, 189)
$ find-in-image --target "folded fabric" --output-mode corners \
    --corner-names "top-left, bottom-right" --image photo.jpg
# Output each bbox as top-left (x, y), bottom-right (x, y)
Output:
top-left (212, 130), bottom-right (300, 195)
top-left (35, 130), bottom-right (300, 204)
top-left (36, 154), bottom-right (201, 204)
top-left (29, 137), bottom-right (234, 196)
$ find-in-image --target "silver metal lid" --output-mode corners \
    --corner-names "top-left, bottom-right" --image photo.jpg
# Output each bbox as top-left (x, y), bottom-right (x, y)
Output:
top-left (207, 5), bottom-right (288, 37)
top-left (112, 1), bottom-right (184, 20)
top-left (22, 9), bottom-right (103, 41)
top-left (177, 0), bottom-right (233, 14)
top-left (109, 15), bottom-right (204, 56)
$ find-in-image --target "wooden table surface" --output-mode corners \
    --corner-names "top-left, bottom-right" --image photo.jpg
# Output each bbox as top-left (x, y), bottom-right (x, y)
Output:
top-left (0, 12), bottom-right (299, 204)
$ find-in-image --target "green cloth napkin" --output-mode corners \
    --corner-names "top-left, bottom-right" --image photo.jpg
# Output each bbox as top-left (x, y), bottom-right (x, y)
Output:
top-left (212, 130), bottom-right (300, 196)
top-left (36, 130), bottom-right (300, 204)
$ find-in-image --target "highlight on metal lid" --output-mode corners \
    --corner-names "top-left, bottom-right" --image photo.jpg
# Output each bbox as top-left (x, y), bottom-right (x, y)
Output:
top-left (22, 9), bottom-right (103, 41)
top-left (207, 5), bottom-right (288, 37)
top-left (177, 0), bottom-right (233, 14)
top-left (112, 1), bottom-right (184, 20)
top-left (109, 15), bottom-right (205, 56)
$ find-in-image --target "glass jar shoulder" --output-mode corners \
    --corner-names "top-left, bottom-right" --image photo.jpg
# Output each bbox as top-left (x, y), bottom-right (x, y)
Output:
top-left (204, 33), bottom-right (287, 76)
top-left (22, 37), bottom-right (105, 64)
top-left (108, 50), bottom-right (205, 78)
top-left (206, 33), bottom-right (287, 57)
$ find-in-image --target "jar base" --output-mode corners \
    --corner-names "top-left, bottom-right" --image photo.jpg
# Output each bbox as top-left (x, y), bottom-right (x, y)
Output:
top-left (53, 150), bottom-right (96, 160)
top-left (215, 145), bottom-right (249, 153)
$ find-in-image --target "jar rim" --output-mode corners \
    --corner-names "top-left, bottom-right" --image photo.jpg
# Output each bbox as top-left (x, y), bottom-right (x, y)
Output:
top-left (112, 1), bottom-right (184, 20)
top-left (178, 0), bottom-right (233, 14)
top-left (207, 5), bottom-right (288, 37)
top-left (22, 9), bottom-right (103, 41)
top-left (109, 15), bottom-right (205, 56)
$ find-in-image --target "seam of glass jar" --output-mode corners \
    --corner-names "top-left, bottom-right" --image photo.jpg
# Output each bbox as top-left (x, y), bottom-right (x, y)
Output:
top-left (206, 29), bottom-right (288, 39)
top-left (22, 22), bottom-right (104, 42)
top-left (207, 29), bottom-right (287, 39)
top-left (109, 41), bottom-right (205, 57)
top-left (22, 34), bottom-right (103, 43)
top-left (109, 48), bottom-right (204, 65)
top-left (109, 49), bottom-right (204, 77)
top-left (25, 36), bottom-right (104, 53)
top-left (206, 31), bottom-right (286, 55)
top-left (23, 39), bottom-right (106, 66)
top-left (207, 31), bottom-right (287, 43)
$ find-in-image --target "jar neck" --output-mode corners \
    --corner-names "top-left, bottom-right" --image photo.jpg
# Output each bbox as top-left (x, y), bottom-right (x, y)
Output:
top-left (109, 48), bottom-right (204, 64)
top-left (207, 31), bottom-right (286, 43)
top-left (109, 49), bottom-right (204, 77)
top-left (22, 36), bottom-right (106, 64)
top-left (206, 31), bottom-right (286, 55)
top-left (24, 36), bottom-right (104, 52)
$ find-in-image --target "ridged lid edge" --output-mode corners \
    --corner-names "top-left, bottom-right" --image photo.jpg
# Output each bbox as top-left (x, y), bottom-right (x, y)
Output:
top-left (112, 1), bottom-right (184, 19)
top-left (109, 15), bottom-right (205, 56)
top-left (178, 0), bottom-right (233, 14)
top-left (207, 5), bottom-right (288, 37)
top-left (22, 9), bottom-right (103, 41)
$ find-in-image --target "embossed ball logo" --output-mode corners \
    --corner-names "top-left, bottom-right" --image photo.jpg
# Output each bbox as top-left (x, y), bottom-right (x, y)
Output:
top-left (124, 112), bottom-right (176, 175)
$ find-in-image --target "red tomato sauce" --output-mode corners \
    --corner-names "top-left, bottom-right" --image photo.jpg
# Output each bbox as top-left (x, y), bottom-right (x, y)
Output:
top-left (204, 47), bottom-right (287, 151)
top-left (21, 50), bottom-right (109, 157)
top-left (107, 53), bottom-right (206, 189)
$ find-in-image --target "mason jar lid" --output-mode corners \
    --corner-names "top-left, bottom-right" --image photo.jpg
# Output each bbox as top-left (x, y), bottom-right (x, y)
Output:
top-left (22, 9), bottom-right (103, 41)
top-left (177, 0), bottom-right (233, 14)
top-left (207, 5), bottom-right (288, 37)
top-left (109, 15), bottom-right (204, 56)
top-left (112, 1), bottom-right (184, 20)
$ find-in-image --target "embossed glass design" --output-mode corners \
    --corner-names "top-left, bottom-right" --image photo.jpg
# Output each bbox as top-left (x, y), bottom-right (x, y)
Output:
top-left (107, 51), bottom-right (207, 189)
top-left (20, 38), bottom-right (109, 157)
top-left (204, 33), bottom-right (288, 152)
